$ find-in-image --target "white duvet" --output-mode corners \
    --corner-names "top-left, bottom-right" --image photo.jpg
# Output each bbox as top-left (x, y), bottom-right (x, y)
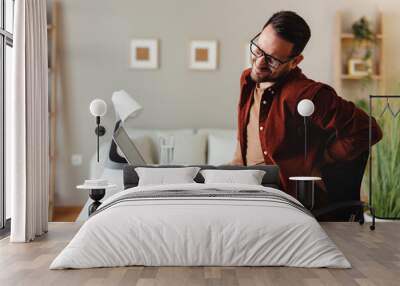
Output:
top-left (50, 183), bottom-right (351, 269)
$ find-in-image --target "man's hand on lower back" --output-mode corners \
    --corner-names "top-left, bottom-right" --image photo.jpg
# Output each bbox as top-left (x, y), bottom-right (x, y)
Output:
top-left (323, 149), bottom-right (336, 165)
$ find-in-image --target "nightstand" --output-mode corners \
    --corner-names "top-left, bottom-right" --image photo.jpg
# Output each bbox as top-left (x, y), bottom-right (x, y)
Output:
top-left (77, 180), bottom-right (116, 216)
top-left (289, 176), bottom-right (322, 210)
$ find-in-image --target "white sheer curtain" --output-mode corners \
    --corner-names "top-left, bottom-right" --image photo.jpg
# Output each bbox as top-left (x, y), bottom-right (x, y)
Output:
top-left (8, 0), bottom-right (49, 242)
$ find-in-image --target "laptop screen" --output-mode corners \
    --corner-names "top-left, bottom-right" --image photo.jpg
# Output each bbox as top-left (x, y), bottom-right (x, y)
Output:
top-left (112, 126), bottom-right (147, 165)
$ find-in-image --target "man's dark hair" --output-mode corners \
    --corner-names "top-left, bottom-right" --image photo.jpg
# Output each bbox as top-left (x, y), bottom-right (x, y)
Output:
top-left (263, 11), bottom-right (311, 57)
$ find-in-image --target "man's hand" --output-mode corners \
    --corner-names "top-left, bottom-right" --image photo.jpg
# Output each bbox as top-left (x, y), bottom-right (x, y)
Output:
top-left (323, 149), bottom-right (336, 165)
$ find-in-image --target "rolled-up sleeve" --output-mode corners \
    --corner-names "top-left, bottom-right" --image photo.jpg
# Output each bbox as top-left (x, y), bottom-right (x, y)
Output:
top-left (310, 86), bottom-right (383, 161)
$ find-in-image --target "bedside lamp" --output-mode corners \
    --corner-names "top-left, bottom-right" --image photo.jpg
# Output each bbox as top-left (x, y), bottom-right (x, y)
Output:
top-left (297, 99), bottom-right (315, 161)
top-left (290, 99), bottom-right (320, 210)
top-left (89, 99), bottom-right (107, 162)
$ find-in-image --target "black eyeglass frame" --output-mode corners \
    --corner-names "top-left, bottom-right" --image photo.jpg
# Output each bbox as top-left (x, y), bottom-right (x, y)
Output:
top-left (250, 32), bottom-right (297, 69)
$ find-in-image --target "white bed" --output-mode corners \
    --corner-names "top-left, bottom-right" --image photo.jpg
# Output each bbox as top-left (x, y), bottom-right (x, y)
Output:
top-left (77, 128), bottom-right (237, 221)
top-left (51, 183), bottom-right (350, 269)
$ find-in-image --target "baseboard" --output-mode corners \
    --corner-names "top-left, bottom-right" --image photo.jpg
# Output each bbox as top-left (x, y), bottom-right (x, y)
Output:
top-left (52, 206), bottom-right (82, 222)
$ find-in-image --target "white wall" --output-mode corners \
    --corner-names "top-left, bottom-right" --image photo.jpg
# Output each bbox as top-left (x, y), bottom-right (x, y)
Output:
top-left (51, 0), bottom-right (400, 206)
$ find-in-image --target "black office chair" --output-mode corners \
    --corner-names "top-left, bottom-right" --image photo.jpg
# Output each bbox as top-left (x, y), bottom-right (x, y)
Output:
top-left (312, 141), bottom-right (375, 230)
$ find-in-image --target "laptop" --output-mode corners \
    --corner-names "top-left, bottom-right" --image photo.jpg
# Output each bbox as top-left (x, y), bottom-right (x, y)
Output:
top-left (112, 126), bottom-right (148, 165)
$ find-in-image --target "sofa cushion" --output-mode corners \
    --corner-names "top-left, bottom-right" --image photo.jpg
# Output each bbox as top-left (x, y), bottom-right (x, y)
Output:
top-left (158, 132), bottom-right (207, 165)
top-left (207, 134), bottom-right (236, 165)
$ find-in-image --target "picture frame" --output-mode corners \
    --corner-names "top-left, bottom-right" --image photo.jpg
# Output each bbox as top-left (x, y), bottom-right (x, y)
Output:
top-left (130, 39), bottom-right (159, 69)
top-left (348, 58), bottom-right (372, 76)
top-left (189, 41), bottom-right (218, 70)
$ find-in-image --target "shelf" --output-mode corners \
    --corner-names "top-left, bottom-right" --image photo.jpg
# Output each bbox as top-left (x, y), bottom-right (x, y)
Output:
top-left (341, 33), bottom-right (383, 40)
top-left (334, 12), bottom-right (385, 99)
top-left (341, 74), bottom-right (382, 80)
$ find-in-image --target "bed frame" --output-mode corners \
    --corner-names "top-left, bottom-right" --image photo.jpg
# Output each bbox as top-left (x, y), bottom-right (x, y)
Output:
top-left (123, 163), bottom-right (374, 229)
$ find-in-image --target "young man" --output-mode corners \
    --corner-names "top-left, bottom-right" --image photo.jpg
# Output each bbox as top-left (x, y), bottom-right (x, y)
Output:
top-left (231, 11), bottom-right (382, 206)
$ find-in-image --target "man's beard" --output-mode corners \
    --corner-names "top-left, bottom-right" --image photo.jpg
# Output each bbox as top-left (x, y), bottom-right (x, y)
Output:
top-left (250, 65), bottom-right (291, 83)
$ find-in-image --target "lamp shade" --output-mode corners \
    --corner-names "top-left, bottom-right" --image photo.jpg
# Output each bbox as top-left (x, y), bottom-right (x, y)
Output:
top-left (112, 90), bottom-right (143, 122)
top-left (89, 99), bottom-right (107, 117)
top-left (297, 99), bottom-right (315, 117)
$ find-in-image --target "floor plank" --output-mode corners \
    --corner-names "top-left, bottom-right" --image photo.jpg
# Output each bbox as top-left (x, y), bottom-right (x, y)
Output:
top-left (0, 222), bottom-right (399, 286)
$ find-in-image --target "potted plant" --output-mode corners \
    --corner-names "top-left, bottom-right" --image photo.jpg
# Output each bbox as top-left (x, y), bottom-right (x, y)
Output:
top-left (348, 17), bottom-right (376, 78)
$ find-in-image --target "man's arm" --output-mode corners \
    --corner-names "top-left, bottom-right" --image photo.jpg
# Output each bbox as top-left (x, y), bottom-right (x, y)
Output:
top-left (310, 85), bottom-right (383, 162)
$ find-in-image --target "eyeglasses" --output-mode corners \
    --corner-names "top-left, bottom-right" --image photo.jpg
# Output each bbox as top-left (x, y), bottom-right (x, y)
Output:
top-left (250, 32), bottom-right (295, 69)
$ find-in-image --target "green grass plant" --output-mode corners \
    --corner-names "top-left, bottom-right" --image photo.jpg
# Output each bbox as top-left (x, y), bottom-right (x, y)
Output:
top-left (356, 98), bottom-right (400, 218)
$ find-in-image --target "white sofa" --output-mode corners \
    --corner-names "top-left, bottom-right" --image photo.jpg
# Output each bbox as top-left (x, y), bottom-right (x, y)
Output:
top-left (77, 128), bottom-right (237, 221)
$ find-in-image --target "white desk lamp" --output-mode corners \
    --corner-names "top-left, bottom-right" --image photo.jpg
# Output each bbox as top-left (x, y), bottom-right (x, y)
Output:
top-left (89, 99), bottom-right (107, 162)
top-left (110, 90), bottom-right (143, 163)
top-left (112, 90), bottom-right (143, 123)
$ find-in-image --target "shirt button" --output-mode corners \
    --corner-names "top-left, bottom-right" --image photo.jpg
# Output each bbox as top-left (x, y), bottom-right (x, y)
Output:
top-left (263, 150), bottom-right (268, 155)
top-left (271, 90), bottom-right (275, 94)
top-left (262, 100), bottom-right (267, 105)
top-left (259, 126), bottom-right (263, 131)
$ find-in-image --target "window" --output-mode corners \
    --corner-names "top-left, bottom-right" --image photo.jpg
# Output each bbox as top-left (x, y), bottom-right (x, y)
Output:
top-left (5, 0), bottom-right (13, 33)
top-left (0, 0), bottom-right (14, 234)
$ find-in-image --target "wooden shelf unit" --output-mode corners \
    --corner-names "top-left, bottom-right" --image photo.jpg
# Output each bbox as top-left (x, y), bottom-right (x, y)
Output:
top-left (48, 1), bottom-right (59, 221)
top-left (333, 11), bottom-right (386, 100)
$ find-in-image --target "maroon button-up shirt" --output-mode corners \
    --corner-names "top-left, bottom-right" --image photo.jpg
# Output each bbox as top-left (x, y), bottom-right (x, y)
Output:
top-left (237, 67), bottom-right (383, 197)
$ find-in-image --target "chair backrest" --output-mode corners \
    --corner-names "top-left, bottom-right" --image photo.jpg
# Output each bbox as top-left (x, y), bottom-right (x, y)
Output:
top-left (321, 150), bottom-right (369, 203)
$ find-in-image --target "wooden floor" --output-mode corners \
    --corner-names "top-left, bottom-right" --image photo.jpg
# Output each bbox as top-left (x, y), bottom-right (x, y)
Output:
top-left (0, 222), bottom-right (399, 286)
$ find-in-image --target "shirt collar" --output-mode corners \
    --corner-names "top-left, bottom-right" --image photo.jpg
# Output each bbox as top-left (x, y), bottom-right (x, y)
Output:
top-left (243, 67), bottom-right (304, 98)
top-left (252, 67), bottom-right (304, 95)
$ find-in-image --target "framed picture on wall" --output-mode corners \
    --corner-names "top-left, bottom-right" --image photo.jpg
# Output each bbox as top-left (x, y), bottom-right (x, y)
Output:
top-left (348, 58), bottom-right (372, 76)
top-left (130, 39), bottom-right (159, 69)
top-left (189, 41), bottom-right (218, 70)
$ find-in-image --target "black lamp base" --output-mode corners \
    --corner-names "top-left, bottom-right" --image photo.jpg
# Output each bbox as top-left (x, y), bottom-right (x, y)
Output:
top-left (296, 180), bottom-right (315, 210)
top-left (95, 125), bottom-right (106, 136)
top-left (88, 188), bottom-right (105, 216)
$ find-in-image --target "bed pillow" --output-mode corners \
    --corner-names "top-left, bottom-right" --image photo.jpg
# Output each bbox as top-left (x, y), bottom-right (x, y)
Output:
top-left (200, 169), bottom-right (266, 185)
top-left (135, 167), bottom-right (201, 186)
